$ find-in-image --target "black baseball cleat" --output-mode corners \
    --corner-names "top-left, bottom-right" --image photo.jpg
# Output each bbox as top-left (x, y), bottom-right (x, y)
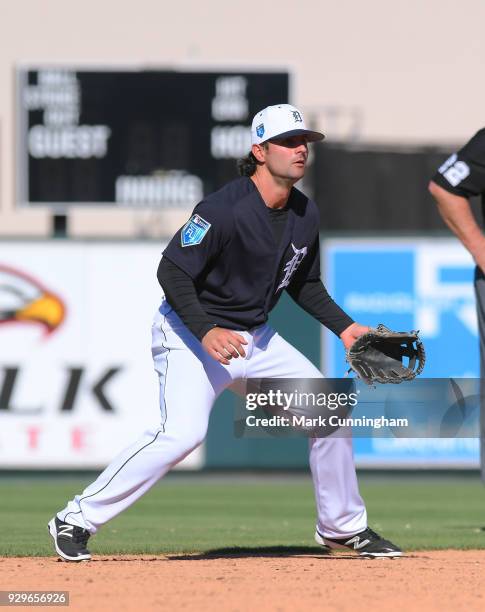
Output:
top-left (48, 517), bottom-right (92, 562)
top-left (315, 527), bottom-right (403, 558)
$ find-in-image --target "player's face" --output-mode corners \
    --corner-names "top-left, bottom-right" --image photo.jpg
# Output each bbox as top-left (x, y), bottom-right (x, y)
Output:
top-left (261, 135), bottom-right (309, 182)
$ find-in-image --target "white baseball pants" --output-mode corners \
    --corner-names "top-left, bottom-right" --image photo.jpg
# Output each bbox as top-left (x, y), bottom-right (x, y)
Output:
top-left (58, 301), bottom-right (367, 539)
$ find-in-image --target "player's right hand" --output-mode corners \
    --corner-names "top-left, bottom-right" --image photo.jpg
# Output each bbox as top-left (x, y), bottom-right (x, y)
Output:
top-left (201, 327), bottom-right (248, 365)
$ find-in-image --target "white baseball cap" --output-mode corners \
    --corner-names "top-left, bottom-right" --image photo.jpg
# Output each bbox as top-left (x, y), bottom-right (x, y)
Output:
top-left (251, 104), bottom-right (325, 145)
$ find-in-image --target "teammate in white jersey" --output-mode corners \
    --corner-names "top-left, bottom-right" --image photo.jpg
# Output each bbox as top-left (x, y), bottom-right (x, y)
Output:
top-left (48, 104), bottom-right (402, 561)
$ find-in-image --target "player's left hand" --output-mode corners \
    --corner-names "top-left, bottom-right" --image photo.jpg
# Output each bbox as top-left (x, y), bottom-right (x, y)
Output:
top-left (339, 322), bottom-right (369, 350)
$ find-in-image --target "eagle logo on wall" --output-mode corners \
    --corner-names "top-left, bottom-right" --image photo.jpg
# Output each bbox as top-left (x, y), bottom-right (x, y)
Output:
top-left (0, 264), bottom-right (65, 334)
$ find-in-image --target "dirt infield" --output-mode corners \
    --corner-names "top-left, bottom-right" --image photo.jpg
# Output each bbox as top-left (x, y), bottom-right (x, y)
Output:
top-left (2, 551), bottom-right (484, 611)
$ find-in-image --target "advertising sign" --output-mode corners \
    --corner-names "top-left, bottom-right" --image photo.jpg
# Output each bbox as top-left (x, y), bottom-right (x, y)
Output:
top-left (0, 241), bottom-right (203, 469)
top-left (323, 238), bottom-right (479, 467)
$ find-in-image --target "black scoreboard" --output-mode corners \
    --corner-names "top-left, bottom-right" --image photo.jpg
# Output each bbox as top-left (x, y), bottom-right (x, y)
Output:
top-left (18, 68), bottom-right (289, 208)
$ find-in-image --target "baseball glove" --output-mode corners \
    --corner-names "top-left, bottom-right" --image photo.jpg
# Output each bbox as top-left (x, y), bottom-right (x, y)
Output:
top-left (346, 324), bottom-right (425, 385)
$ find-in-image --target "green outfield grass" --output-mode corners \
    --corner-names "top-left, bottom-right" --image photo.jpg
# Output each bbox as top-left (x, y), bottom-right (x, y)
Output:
top-left (1, 474), bottom-right (485, 556)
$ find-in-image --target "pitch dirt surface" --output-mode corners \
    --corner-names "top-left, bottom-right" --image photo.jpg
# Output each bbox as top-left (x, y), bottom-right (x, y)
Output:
top-left (2, 551), bottom-right (485, 611)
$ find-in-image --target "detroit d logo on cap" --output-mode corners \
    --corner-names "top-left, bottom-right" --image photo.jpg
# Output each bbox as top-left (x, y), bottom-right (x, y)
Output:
top-left (291, 110), bottom-right (303, 123)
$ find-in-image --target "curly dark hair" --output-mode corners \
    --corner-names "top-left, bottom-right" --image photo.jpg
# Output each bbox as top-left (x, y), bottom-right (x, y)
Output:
top-left (236, 152), bottom-right (258, 177)
top-left (237, 143), bottom-right (268, 177)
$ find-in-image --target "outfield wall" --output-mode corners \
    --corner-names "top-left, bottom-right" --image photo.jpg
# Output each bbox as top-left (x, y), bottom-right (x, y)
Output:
top-left (0, 238), bottom-right (479, 469)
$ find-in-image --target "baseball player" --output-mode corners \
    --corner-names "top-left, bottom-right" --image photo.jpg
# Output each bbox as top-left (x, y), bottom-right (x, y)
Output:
top-left (429, 127), bottom-right (485, 476)
top-left (48, 104), bottom-right (402, 561)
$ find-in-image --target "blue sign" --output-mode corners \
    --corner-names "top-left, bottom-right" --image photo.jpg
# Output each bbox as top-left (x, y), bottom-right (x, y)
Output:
top-left (323, 239), bottom-right (479, 467)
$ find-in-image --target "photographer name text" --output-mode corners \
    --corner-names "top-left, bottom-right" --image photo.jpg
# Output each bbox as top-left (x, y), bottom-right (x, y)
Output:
top-left (245, 415), bottom-right (409, 429)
